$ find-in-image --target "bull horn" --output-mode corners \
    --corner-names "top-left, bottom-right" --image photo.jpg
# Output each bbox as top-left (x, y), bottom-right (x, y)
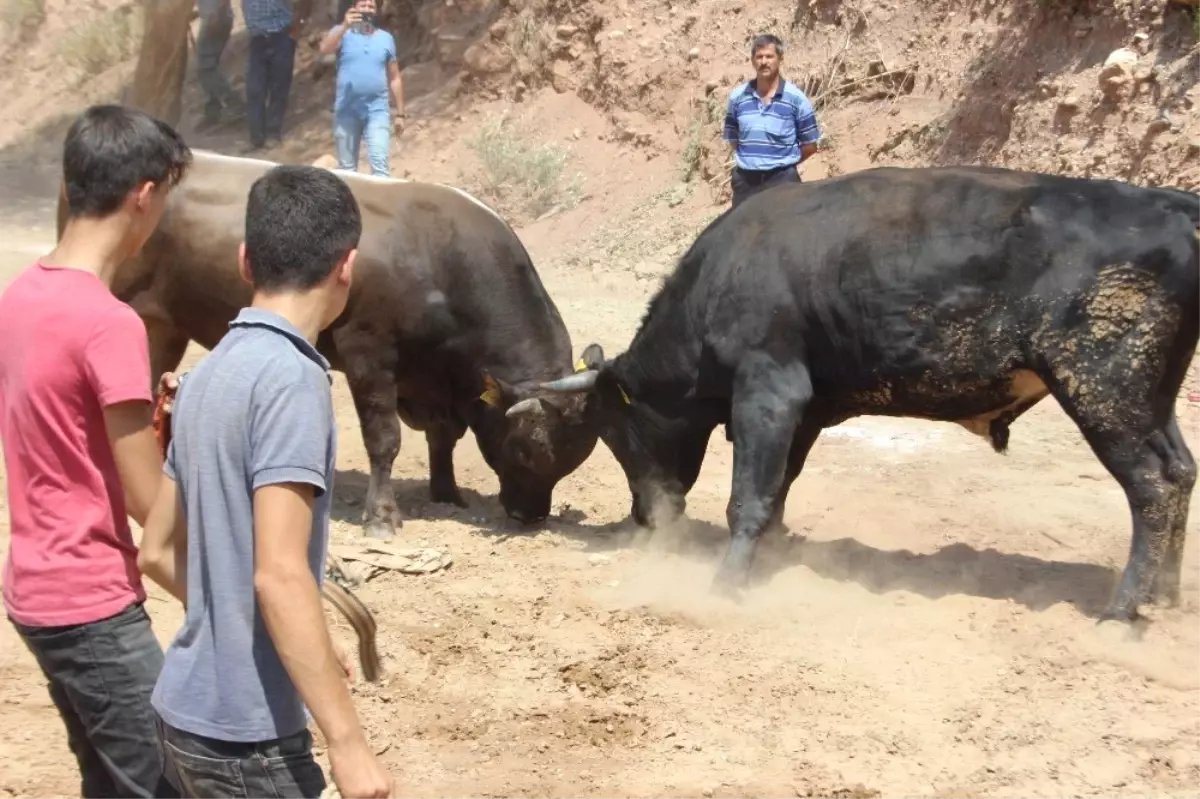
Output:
top-left (539, 370), bottom-right (599, 393)
top-left (505, 397), bottom-right (546, 418)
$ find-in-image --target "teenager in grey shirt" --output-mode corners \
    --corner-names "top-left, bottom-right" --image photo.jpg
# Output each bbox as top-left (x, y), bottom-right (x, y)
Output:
top-left (138, 165), bottom-right (394, 798)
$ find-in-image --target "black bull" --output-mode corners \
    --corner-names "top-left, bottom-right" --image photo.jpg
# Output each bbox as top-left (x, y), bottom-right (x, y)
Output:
top-left (57, 150), bottom-right (600, 536)
top-left (540, 165), bottom-right (1200, 624)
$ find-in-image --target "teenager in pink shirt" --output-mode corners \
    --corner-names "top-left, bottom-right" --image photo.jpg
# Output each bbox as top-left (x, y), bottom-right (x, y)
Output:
top-left (0, 104), bottom-right (191, 798)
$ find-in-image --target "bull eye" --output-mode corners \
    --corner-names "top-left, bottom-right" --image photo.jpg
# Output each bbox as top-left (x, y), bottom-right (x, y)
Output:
top-left (514, 442), bottom-right (534, 467)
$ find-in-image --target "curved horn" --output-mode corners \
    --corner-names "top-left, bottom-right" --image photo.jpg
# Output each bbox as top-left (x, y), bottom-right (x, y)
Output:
top-left (505, 397), bottom-right (546, 418)
top-left (539, 370), bottom-right (599, 393)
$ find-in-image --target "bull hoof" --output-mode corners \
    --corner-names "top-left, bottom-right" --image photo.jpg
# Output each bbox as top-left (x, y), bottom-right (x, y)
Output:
top-left (1096, 605), bottom-right (1140, 625)
top-left (363, 518), bottom-right (398, 541)
top-left (430, 484), bottom-right (468, 508)
top-left (1149, 578), bottom-right (1182, 609)
top-left (710, 568), bottom-right (749, 603)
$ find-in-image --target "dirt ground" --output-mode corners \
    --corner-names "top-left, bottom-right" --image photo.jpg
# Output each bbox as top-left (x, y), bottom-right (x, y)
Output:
top-left (0, 183), bottom-right (1198, 798)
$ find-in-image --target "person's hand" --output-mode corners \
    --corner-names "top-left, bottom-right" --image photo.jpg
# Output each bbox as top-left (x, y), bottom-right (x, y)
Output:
top-left (329, 737), bottom-right (394, 798)
top-left (153, 372), bottom-right (183, 459)
top-left (157, 372), bottom-right (184, 411)
top-left (343, 7), bottom-right (361, 27)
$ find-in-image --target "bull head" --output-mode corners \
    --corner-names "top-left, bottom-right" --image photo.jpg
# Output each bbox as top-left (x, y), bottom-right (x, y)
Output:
top-left (474, 344), bottom-right (606, 523)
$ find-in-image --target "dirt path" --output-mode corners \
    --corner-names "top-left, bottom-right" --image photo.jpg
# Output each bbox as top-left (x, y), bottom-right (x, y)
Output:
top-left (0, 204), bottom-right (1198, 798)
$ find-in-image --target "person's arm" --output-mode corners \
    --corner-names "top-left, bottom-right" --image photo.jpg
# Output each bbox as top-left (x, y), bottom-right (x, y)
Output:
top-left (137, 471), bottom-right (188, 605)
top-left (722, 91), bottom-right (740, 155)
top-left (386, 38), bottom-right (404, 127)
top-left (320, 5), bottom-right (359, 55)
top-left (85, 308), bottom-right (160, 528)
top-left (795, 94), bottom-right (821, 161)
top-left (250, 373), bottom-right (392, 797)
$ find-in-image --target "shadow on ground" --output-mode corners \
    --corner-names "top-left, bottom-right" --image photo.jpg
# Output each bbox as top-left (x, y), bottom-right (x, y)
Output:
top-left (332, 465), bottom-right (1121, 618)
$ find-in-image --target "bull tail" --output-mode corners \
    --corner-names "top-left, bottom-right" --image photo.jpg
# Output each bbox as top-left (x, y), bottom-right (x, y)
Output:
top-left (321, 580), bottom-right (383, 683)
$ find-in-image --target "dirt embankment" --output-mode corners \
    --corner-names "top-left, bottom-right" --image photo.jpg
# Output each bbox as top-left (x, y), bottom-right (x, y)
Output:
top-left (0, 1), bottom-right (1198, 799)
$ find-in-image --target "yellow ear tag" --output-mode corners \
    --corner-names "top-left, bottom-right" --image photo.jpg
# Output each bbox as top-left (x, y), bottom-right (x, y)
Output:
top-left (618, 383), bottom-right (631, 404)
top-left (479, 374), bottom-right (502, 406)
top-left (574, 358), bottom-right (588, 373)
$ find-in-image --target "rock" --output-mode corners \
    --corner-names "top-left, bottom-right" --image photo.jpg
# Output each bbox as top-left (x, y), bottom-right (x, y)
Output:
top-left (687, 46), bottom-right (700, 60)
top-left (1098, 51), bottom-right (1137, 99)
top-left (1057, 96), bottom-right (1081, 113)
top-left (556, 24), bottom-right (578, 38)
top-left (488, 18), bottom-right (509, 40)
top-left (1145, 118), bottom-right (1172, 137)
top-left (1103, 47), bottom-right (1139, 69)
top-left (463, 43), bottom-right (513, 76)
top-left (705, 79), bottom-right (720, 95)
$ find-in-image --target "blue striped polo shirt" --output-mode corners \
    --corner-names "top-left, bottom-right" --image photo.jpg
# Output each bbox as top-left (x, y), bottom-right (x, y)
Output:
top-left (722, 78), bottom-right (821, 172)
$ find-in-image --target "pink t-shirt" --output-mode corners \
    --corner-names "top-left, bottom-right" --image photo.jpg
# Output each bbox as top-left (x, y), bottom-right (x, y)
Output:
top-left (0, 260), bottom-right (153, 627)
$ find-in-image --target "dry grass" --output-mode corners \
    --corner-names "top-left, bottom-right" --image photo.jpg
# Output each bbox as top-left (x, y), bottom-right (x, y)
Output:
top-left (57, 5), bottom-right (141, 76)
top-left (679, 92), bottom-right (726, 183)
top-left (461, 110), bottom-right (584, 222)
top-left (1, 0), bottom-right (44, 35)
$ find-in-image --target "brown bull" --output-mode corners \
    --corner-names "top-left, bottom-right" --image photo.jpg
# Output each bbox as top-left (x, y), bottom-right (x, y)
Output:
top-left (61, 149), bottom-right (600, 539)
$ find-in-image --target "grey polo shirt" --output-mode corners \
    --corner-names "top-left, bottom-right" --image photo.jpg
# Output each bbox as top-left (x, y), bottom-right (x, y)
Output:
top-left (151, 307), bottom-right (337, 742)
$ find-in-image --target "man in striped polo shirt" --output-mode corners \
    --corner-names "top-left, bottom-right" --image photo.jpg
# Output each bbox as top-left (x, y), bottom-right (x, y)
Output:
top-left (722, 33), bottom-right (821, 207)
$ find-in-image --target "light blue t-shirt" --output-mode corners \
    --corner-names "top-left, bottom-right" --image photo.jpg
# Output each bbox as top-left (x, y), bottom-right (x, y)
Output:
top-left (334, 25), bottom-right (397, 117)
top-left (151, 307), bottom-right (337, 743)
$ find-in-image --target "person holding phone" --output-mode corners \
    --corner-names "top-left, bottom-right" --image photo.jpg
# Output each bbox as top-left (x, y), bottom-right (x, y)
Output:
top-left (318, 0), bottom-right (405, 177)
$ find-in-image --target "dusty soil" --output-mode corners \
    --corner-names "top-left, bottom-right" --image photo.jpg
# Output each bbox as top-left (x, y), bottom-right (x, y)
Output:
top-left (1, 192), bottom-right (1199, 798)
top-left (1, 0), bottom-right (1200, 796)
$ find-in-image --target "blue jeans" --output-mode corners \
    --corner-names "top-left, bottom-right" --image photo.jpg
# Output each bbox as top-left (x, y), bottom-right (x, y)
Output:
top-left (11, 602), bottom-right (177, 798)
top-left (334, 108), bottom-right (391, 177)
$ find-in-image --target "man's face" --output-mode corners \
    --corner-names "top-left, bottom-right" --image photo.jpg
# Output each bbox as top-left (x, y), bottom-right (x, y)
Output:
top-left (355, 0), bottom-right (376, 16)
top-left (752, 44), bottom-right (780, 81)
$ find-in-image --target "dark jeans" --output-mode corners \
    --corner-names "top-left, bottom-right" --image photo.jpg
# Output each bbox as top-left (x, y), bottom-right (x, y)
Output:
top-left (196, 4), bottom-right (241, 122)
top-left (11, 601), bottom-right (176, 798)
top-left (158, 717), bottom-right (327, 798)
top-left (730, 163), bottom-right (802, 207)
top-left (246, 29), bottom-right (296, 147)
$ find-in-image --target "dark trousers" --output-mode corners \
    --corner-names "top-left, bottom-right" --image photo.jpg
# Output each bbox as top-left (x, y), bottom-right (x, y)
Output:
top-left (196, 4), bottom-right (241, 123)
top-left (11, 601), bottom-right (177, 798)
top-left (730, 163), bottom-right (802, 207)
top-left (245, 29), bottom-right (296, 147)
top-left (158, 717), bottom-right (327, 798)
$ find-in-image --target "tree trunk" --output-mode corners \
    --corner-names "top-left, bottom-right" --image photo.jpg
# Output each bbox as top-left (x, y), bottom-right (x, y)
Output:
top-left (125, 0), bottom-right (195, 127)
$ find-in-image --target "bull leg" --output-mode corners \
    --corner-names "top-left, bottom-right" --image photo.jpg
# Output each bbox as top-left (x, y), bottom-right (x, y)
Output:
top-left (145, 319), bottom-right (188, 392)
top-left (765, 421), bottom-right (823, 536)
top-left (1150, 415), bottom-right (1196, 607)
top-left (345, 369), bottom-right (403, 541)
top-left (1049, 384), bottom-right (1194, 622)
top-left (427, 421), bottom-right (468, 507)
top-left (713, 355), bottom-right (813, 595)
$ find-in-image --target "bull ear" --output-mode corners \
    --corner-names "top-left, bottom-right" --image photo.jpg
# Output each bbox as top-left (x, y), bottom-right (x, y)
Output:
top-left (479, 371), bottom-right (521, 408)
top-left (578, 343), bottom-right (605, 371)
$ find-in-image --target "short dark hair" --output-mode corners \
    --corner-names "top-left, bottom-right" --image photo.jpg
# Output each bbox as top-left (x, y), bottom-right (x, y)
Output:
top-left (750, 34), bottom-right (783, 57)
top-left (62, 104), bottom-right (192, 218)
top-left (244, 165), bottom-right (362, 292)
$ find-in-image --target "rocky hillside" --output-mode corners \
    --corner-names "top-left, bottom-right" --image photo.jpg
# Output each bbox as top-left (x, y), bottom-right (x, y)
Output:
top-left (0, 0), bottom-right (1196, 219)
